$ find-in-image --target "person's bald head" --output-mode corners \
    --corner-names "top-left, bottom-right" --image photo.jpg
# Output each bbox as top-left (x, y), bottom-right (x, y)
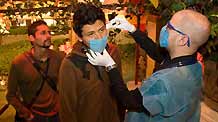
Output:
top-left (171, 10), bottom-right (211, 50)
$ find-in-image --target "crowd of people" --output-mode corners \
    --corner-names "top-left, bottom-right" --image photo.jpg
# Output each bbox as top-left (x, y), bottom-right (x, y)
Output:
top-left (5, 2), bottom-right (211, 122)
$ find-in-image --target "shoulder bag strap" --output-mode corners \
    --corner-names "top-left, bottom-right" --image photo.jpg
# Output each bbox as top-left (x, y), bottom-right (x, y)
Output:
top-left (24, 52), bottom-right (56, 107)
top-left (0, 104), bottom-right (9, 115)
top-left (24, 52), bottom-right (57, 92)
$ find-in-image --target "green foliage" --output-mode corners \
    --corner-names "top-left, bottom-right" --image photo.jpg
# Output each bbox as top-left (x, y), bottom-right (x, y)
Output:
top-left (204, 22), bottom-right (218, 58)
top-left (9, 26), bottom-right (27, 35)
top-left (118, 44), bottom-right (135, 81)
top-left (207, 52), bottom-right (218, 62)
top-left (118, 44), bottom-right (135, 60)
top-left (0, 39), bottom-right (65, 75)
top-left (0, 40), bottom-right (31, 75)
top-left (8, 24), bottom-right (69, 35)
top-left (52, 38), bottom-right (67, 50)
top-left (198, 1), bottom-right (218, 59)
top-left (170, 2), bottom-right (186, 12)
top-left (210, 23), bottom-right (218, 38)
top-left (50, 20), bottom-right (70, 35)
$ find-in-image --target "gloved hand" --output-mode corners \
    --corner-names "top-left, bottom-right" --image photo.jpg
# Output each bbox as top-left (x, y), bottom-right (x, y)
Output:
top-left (106, 16), bottom-right (136, 33)
top-left (86, 49), bottom-right (116, 67)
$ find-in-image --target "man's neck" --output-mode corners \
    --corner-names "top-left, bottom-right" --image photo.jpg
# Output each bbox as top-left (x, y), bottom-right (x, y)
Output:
top-left (169, 48), bottom-right (195, 60)
top-left (31, 47), bottom-right (49, 62)
top-left (170, 53), bottom-right (191, 59)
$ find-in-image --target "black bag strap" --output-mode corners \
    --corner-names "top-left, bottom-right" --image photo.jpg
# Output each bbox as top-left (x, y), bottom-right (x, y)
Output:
top-left (24, 52), bottom-right (57, 92)
top-left (24, 52), bottom-right (58, 108)
top-left (0, 104), bottom-right (9, 115)
top-left (23, 53), bottom-right (48, 108)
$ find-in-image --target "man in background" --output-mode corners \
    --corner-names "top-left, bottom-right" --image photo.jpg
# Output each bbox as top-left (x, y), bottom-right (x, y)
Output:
top-left (7, 20), bottom-right (64, 122)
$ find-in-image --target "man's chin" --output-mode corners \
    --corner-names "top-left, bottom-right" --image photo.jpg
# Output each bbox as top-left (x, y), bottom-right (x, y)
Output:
top-left (41, 43), bottom-right (51, 48)
top-left (44, 45), bottom-right (51, 49)
top-left (44, 42), bottom-right (52, 48)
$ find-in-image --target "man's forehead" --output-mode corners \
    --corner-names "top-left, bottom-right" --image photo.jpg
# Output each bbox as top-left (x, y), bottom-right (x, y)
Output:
top-left (36, 24), bottom-right (49, 31)
top-left (82, 20), bottom-right (105, 32)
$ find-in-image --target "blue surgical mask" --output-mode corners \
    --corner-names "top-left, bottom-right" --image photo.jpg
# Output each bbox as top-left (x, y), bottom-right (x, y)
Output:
top-left (159, 25), bottom-right (169, 47)
top-left (89, 36), bottom-right (108, 53)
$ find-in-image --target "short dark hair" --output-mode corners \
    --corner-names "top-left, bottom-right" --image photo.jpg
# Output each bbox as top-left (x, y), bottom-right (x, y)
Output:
top-left (28, 20), bottom-right (48, 36)
top-left (73, 3), bottom-right (106, 37)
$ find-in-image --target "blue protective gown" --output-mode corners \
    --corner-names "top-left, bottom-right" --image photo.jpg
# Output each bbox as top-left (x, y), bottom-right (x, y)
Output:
top-left (126, 63), bottom-right (202, 122)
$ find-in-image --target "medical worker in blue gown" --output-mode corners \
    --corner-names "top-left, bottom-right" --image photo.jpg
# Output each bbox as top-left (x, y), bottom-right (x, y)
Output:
top-left (86, 9), bottom-right (211, 122)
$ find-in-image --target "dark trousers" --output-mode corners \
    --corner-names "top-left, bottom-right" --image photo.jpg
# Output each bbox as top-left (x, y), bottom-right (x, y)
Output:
top-left (31, 113), bottom-right (59, 122)
top-left (15, 114), bottom-right (60, 122)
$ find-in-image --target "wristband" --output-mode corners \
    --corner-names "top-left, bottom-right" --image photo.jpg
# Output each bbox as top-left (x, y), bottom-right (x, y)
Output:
top-left (105, 64), bottom-right (117, 72)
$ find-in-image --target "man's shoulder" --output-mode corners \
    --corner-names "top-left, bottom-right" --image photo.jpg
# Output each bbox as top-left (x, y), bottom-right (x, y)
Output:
top-left (152, 64), bottom-right (202, 84)
top-left (60, 52), bottom-right (89, 76)
top-left (65, 52), bottom-right (88, 65)
top-left (12, 50), bottom-right (30, 64)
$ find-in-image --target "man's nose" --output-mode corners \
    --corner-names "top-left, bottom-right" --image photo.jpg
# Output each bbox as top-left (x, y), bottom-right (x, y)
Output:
top-left (94, 32), bottom-right (104, 40)
top-left (47, 32), bottom-right (51, 38)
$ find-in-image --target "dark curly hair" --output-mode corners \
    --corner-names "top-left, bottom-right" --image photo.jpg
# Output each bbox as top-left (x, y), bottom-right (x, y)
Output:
top-left (28, 20), bottom-right (47, 37)
top-left (73, 3), bottom-right (106, 37)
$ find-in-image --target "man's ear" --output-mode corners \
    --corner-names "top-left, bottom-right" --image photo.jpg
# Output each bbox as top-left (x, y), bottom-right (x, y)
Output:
top-left (29, 35), bottom-right (35, 43)
top-left (177, 35), bottom-right (189, 46)
top-left (78, 39), bottom-right (83, 42)
top-left (77, 36), bottom-right (83, 42)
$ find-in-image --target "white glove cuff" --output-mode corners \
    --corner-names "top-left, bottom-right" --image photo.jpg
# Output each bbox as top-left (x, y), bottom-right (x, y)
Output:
top-left (105, 64), bottom-right (117, 72)
top-left (129, 25), bottom-right (136, 33)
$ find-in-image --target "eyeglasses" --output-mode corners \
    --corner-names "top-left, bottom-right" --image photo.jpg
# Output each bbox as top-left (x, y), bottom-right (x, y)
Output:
top-left (167, 22), bottom-right (190, 47)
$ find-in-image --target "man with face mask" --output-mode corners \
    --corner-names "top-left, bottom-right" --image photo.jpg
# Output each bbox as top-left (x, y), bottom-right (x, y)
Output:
top-left (6, 20), bottom-right (64, 122)
top-left (58, 3), bottom-right (124, 122)
top-left (86, 9), bottom-right (211, 122)
top-left (106, 13), bottom-right (205, 79)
